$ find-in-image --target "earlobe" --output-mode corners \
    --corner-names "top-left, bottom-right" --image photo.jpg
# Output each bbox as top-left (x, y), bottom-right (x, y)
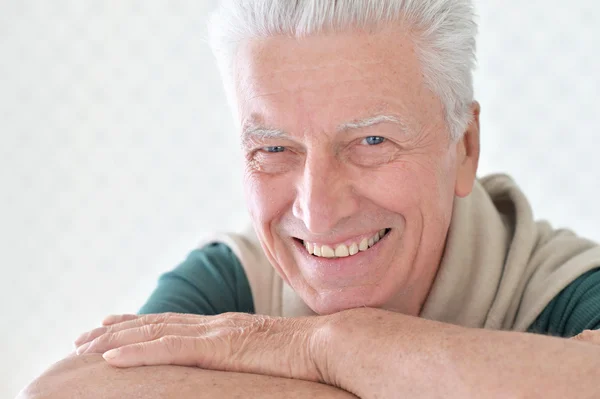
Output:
top-left (454, 101), bottom-right (481, 198)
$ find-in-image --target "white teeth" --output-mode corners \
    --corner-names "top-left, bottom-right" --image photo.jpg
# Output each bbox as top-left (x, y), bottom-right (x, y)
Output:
top-left (304, 229), bottom-right (389, 258)
top-left (321, 245), bottom-right (335, 258)
top-left (334, 244), bottom-right (349, 257)
top-left (359, 238), bottom-right (369, 251)
top-left (305, 241), bottom-right (313, 255)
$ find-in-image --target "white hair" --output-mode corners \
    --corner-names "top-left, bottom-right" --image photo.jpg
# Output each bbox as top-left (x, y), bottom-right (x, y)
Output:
top-left (208, 0), bottom-right (478, 141)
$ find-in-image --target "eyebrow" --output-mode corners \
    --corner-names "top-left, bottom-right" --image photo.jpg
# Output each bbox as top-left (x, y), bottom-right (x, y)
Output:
top-left (336, 114), bottom-right (410, 133)
top-left (242, 125), bottom-right (287, 142)
top-left (241, 114), bottom-right (410, 145)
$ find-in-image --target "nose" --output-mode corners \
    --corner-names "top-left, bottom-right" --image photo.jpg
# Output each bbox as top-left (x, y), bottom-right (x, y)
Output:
top-left (292, 154), bottom-right (359, 235)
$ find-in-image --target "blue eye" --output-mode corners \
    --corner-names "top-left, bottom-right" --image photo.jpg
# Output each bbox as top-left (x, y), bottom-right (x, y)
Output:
top-left (364, 136), bottom-right (385, 145)
top-left (264, 146), bottom-right (285, 153)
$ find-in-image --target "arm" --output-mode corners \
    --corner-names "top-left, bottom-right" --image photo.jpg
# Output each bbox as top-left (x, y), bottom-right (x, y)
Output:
top-left (324, 308), bottom-right (600, 399)
top-left (18, 354), bottom-right (358, 399)
top-left (71, 309), bottom-right (600, 399)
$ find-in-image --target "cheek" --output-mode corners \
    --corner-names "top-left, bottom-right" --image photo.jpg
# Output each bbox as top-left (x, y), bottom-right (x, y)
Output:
top-left (359, 156), bottom-right (454, 217)
top-left (243, 170), bottom-right (293, 227)
top-left (359, 164), bottom-right (424, 212)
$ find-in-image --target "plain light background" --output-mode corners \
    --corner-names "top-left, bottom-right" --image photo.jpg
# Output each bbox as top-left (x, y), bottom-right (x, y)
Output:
top-left (2, 1), bottom-right (599, 397)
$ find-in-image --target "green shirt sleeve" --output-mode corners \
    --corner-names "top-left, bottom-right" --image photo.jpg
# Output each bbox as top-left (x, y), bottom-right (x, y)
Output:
top-left (138, 243), bottom-right (255, 315)
top-left (528, 268), bottom-right (600, 337)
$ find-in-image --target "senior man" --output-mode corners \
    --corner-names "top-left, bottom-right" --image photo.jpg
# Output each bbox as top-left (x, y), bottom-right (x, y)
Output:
top-left (20, 1), bottom-right (600, 398)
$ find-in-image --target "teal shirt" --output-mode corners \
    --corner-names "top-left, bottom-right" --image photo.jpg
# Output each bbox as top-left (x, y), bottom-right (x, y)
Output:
top-left (138, 243), bottom-right (254, 315)
top-left (139, 243), bottom-right (600, 337)
top-left (528, 268), bottom-right (600, 336)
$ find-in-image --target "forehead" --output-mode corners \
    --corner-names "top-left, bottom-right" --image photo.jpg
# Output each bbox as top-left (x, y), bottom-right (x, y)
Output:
top-left (233, 26), bottom-right (444, 135)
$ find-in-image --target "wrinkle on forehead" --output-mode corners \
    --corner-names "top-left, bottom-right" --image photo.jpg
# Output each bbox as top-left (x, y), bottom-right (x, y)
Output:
top-left (234, 30), bottom-right (419, 100)
top-left (234, 27), bottom-right (444, 141)
top-left (244, 76), bottom-right (372, 103)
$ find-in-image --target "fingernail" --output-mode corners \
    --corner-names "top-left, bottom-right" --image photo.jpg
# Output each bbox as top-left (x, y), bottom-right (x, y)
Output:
top-left (103, 349), bottom-right (120, 360)
top-left (76, 342), bottom-right (91, 355)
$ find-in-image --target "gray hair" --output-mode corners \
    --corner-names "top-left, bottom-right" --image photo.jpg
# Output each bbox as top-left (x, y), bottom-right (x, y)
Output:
top-left (208, 0), bottom-right (478, 141)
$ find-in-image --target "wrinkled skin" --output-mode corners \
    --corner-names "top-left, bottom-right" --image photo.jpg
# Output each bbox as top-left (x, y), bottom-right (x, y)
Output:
top-left (235, 24), bottom-right (479, 316)
top-left (74, 313), bottom-right (329, 383)
top-left (74, 24), bottom-right (483, 392)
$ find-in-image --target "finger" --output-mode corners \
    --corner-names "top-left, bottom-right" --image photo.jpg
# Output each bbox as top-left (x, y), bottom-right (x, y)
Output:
top-left (109, 313), bottom-right (209, 332)
top-left (103, 336), bottom-right (218, 369)
top-left (74, 314), bottom-right (141, 346)
top-left (102, 314), bottom-right (139, 326)
top-left (74, 312), bottom-right (208, 347)
top-left (74, 326), bottom-right (108, 347)
top-left (572, 330), bottom-right (600, 344)
top-left (79, 323), bottom-right (212, 355)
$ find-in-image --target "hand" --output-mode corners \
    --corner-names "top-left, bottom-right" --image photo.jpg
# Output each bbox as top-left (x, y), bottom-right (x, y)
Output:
top-left (572, 329), bottom-right (600, 345)
top-left (73, 312), bottom-right (329, 383)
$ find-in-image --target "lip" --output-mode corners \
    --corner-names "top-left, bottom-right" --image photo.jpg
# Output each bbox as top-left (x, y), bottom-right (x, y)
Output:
top-left (296, 229), bottom-right (384, 248)
top-left (292, 228), bottom-right (393, 283)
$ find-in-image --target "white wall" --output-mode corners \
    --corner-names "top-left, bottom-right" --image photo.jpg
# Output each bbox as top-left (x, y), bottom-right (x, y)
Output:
top-left (2, 1), bottom-right (599, 397)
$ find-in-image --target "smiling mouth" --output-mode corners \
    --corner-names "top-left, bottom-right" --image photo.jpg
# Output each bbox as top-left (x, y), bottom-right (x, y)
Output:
top-left (295, 228), bottom-right (391, 259)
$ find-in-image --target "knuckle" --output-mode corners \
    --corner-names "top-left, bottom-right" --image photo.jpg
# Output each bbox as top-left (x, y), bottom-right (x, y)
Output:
top-left (221, 312), bottom-right (239, 321)
top-left (142, 314), bottom-right (162, 324)
top-left (250, 315), bottom-right (272, 333)
top-left (162, 312), bottom-right (180, 322)
top-left (158, 313), bottom-right (172, 323)
top-left (217, 312), bottom-right (242, 328)
top-left (94, 331), bottom-right (116, 349)
top-left (95, 326), bottom-right (110, 336)
top-left (147, 312), bottom-right (179, 324)
top-left (135, 315), bottom-right (152, 327)
top-left (579, 329), bottom-right (596, 340)
top-left (221, 312), bottom-right (254, 327)
top-left (98, 333), bottom-right (111, 345)
top-left (193, 324), bottom-right (208, 336)
top-left (160, 335), bottom-right (183, 356)
top-left (143, 323), bottom-right (166, 340)
top-left (230, 316), bottom-right (272, 349)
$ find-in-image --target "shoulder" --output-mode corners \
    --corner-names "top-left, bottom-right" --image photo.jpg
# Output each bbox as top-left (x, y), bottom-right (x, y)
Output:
top-left (178, 243), bottom-right (246, 282)
top-left (138, 242), bottom-right (254, 315)
top-left (529, 267), bottom-right (600, 337)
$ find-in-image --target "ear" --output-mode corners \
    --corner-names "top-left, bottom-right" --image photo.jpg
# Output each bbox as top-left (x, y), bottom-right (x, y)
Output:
top-left (454, 101), bottom-right (481, 198)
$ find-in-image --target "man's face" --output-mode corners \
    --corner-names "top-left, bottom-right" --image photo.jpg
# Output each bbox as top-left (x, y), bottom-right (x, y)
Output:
top-left (235, 25), bottom-right (477, 315)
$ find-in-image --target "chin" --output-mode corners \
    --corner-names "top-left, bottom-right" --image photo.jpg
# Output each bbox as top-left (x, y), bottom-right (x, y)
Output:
top-left (306, 286), bottom-right (389, 315)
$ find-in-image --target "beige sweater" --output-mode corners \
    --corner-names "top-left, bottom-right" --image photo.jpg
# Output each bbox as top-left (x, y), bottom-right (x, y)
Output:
top-left (201, 174), bottom-right (600, 331)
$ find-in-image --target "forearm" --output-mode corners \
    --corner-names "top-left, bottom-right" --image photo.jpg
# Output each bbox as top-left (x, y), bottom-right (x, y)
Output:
top-left (19, 354), bottom-right (358, 399)
top-left (326, 308), bottom-right (600, 399)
